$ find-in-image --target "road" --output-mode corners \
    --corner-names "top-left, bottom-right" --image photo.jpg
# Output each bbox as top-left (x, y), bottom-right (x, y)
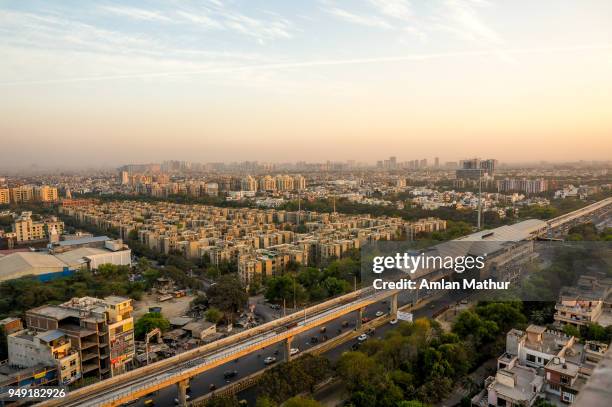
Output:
top-left (131, 288), bottom-right (464, 406)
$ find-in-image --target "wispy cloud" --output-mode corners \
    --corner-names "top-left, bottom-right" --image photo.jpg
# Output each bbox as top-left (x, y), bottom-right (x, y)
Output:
top-left (442, 0), bottom-right (501, 44)
top-left (4, 44), bottom-right (611, 86)
top-left (325, 7), bottom-right (392, 28)
top-left (368, 0), bottom-right (413, 22)
top-left (99, 5), bottom-right (171, 22)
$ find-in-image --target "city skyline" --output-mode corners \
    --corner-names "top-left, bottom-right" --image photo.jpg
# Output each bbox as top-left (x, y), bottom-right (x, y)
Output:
top-left (2, 0), bottom-right (612, 167)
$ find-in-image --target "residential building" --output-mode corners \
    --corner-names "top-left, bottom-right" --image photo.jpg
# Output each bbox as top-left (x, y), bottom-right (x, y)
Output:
top-left (8, 329), bottom-right (81, 386)
top-left (34, 186), bottom-right (59, 202)
top-left (0, 188), bottom-right (9, 204)
top-left (11, 211), bottom-right (64, 242)
top-left (10, 185), bottom-right (34, 203)
top-left (25, 296), bottom-right (135, 379)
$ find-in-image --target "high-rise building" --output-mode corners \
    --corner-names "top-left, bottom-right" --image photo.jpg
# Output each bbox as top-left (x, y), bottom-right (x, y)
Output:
top-left (10, 185), bottom-right (34, 203)
top-left (275, 175), bottom-right (294, 191)
top-left (241, 175), bottom-right (258, 192)
top-left (259, 175), bottom-right (276, 191)
top-left (0, 187), bottom-right (9, 204)
top-left (120, 171), bottom-right (129, 185)
top-left (35, 186), bottom-right (59, 202)
top-left (434, 157), bottom-right (440, 168)
top-left (293, 175), bottom-right (306, 191)
top-left (456, 158), bottom-right (497, 179)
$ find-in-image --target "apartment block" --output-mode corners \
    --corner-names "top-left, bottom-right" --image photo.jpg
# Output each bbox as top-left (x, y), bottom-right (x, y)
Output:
top-left (8, 329), bottom-right (81, 386)
top-left (25, 296), bottom-right (135, 380)
top-left (0, 187), bottom-right (9, 204)
top-left (10, 185), bottom-right (34, 203)
top-left (11, 211), bottom-right (64, 242)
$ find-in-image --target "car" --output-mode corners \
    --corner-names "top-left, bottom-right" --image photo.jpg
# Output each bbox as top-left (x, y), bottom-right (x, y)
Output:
top-left (290, 348), bottom-right (300, 356)
top-left (389, 318), bottom-right (398, 325)
top-left (351, 343), bottom-right (360, 350)
top-left (361, 317), bottom-right (370, 323)
top-left (209, 384), bottom-right (217, 391)
top-left (224, 370), bottom-right (238, 379)
top-left (310, 336), bottom-right (319, 344)
top-left (357, 334), bottom-right (368, 342)
top-left (320, 326), bottom-right (326, 333)
top-left (174, 395), bottom-right (191, 404)
top-left (143, 400), bottom-right (154, 407)
top-left (264, 356), bottom-right (277, 365)
top-left (341, 321), bottom-right (349, 327)
top-left (375, 311), bottom-right (384, 317)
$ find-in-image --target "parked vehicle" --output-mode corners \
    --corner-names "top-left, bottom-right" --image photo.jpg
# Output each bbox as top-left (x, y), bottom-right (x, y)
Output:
top-left (224, 370), bottom-right (238, 379)
top-left (389, 318), bottom-right (398, 325)
top-left (375, 311), bottom-right (384, 317)
top-left (357, 334), bottom-right (368, 342)
top-left (290, 348), bottom-right (300, 356)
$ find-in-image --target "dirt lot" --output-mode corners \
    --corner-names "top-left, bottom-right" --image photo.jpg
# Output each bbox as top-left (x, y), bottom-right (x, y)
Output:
top-left (133, 293), bottom-right (194, 319)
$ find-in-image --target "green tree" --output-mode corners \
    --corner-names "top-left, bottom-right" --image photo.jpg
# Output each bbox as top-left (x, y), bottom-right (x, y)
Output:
top-left (283, 396), bottom-right (323, 407)
top-left (134, 312), bottom-right (170, 340)
top-left (205, 307), bottom-right (223, 324)
top-left (562, 324), bottom-right (580, 338)
top-left (206, 275), bottom-right (248, 322)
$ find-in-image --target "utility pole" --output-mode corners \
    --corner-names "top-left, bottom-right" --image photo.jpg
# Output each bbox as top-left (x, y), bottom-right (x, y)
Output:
top-left (477, 169), bottom-right (483, 230)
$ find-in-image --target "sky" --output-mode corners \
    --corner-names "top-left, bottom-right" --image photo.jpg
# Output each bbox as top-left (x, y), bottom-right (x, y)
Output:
top-left (1, 0), bottom-right (612, 168)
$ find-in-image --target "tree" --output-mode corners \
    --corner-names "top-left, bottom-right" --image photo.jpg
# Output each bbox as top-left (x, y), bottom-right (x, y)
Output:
top-left (205, 395), bottom-right (241, 407)
top-left (562, 324), bottom-right (580, 338)
top-left (205, 307), bottom-right (223, 324)
top-left (206, 275), bottom-right (248, 322)
top-left (283, 396), bottom-right (323, 407)
top-left (134, 312), bottom-right (170, 340)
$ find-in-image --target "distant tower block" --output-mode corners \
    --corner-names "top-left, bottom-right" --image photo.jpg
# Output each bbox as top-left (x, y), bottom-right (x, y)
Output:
top-left (65, 187), bottom-right (72, 199)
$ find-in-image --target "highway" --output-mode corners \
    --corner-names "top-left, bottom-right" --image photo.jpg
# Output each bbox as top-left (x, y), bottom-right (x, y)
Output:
top-left (131, 288), bottom-right (447, 407)
top-left (49, 287), bottom-right (399, 407)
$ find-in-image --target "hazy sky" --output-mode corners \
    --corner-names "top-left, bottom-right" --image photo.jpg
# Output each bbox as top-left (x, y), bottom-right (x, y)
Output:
top-left (1, 0), bottom-right (611, 168)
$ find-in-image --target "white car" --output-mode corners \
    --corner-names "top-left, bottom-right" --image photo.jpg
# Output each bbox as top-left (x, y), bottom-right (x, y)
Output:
top-left (174, 395), bottom-right (190, 404)
top-left (290, 348), bottom-right (300, 356)
top-left (389, 319), bottom-right (398, 325)
top-left (375, 311), bottom-right (384, 317)
top-left (357, 334), bottom-right (368, 342)
top-left (264, 356), bottom-right (277, 365)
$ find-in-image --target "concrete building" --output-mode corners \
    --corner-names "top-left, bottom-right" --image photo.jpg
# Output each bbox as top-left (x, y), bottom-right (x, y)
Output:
top-left (34, 186), bottom-right (59, 202)
top-left (259, 175), bottom-right (276, 191)
top-left (10, 185), bottom-right (34, 203)
top-left (553, 275), bottom-right (612, 328)
top-left (11, 211), bottom-right (64, 243)
top-left (25, 296), bottom-right (135, 380)
top-left (241, 175), bottom-right (258, 192)
top-left (0, 188), bottom-right (9, 204)
top-left (8, 329), bottom-right (81, 386)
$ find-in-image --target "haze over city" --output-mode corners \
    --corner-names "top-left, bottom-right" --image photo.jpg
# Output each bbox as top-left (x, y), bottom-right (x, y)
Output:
top-left (2, 0), bottom-right (612, 166)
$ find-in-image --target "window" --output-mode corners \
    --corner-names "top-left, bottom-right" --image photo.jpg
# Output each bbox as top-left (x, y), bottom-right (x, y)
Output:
top-left (526, 354), bottom-right (536, 362)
